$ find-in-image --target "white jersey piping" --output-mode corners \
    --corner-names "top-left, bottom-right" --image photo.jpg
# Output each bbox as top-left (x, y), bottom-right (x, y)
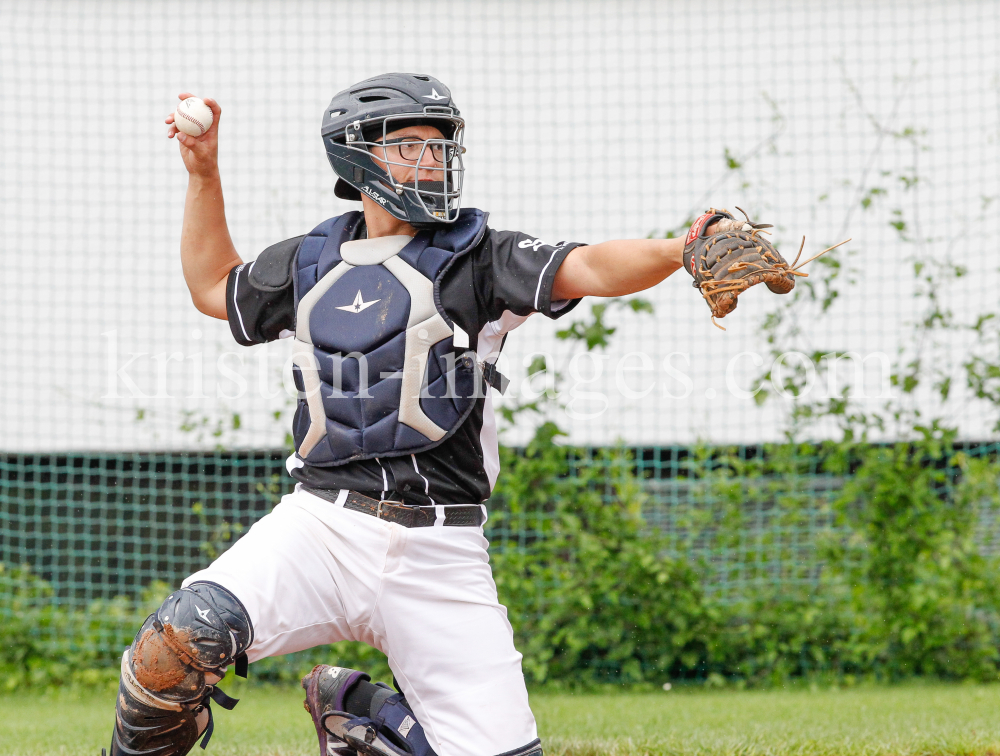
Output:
top-left (233, 261), bottom-right (254, 343)
top-left (533, 244), bottom-right (565, 311)
top-left (476, 310), bottom-right (531, 490)
top-left (411, 454), bottom-right (435, 505)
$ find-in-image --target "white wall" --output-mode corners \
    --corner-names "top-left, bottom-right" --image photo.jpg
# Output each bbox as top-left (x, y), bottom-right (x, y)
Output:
top-left (1, 0), bottom-right (998, 451)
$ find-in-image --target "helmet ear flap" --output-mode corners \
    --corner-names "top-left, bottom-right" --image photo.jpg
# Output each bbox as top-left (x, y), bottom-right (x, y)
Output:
top-left (335, 178), bottom-right (362, 201)
top-left (333, 167), bottom-right (373, 201)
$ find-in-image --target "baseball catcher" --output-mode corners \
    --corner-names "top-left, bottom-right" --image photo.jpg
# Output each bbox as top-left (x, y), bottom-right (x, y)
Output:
top-left (103, 73), bottom-right (818, 756)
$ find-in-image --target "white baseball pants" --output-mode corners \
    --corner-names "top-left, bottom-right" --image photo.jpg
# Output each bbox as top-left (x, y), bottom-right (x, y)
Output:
top-left (183, 486), bottom-right (538, 756)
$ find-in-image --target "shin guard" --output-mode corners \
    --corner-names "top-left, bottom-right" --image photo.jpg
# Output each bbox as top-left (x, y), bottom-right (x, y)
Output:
top-left (107, 582), bottom-right (252, 756)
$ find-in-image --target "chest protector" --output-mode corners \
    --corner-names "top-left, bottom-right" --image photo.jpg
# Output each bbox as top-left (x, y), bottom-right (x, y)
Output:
top-left (290, 208), bottom-right (487, 467)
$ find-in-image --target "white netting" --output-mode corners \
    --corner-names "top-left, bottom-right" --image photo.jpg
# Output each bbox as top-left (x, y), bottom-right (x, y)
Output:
top-left (1, 0), bottom-right (998, 450)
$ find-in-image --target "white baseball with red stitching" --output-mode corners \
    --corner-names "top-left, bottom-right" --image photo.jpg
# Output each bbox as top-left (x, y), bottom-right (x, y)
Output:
top-left (174, 97), bottom-right (213, 137)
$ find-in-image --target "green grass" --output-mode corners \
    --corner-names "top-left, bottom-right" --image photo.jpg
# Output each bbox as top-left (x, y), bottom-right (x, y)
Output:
top-left (3, 682), bottom-right (1000, 755)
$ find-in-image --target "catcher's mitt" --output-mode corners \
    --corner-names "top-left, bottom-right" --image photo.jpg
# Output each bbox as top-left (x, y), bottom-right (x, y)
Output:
top-left (682, 207), bottom-right (797, 329)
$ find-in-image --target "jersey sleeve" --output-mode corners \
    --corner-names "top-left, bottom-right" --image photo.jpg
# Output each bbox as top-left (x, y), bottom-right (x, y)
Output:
top-left (226, 236), bottom-right (303, 346)
top-left (474, 229), bottom-right (586, 323)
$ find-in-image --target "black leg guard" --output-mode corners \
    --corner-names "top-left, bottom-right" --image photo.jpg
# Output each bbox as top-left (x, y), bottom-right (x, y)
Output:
top-left (323, 685), bottom-right (437, 756)
top-left (107, 582), bottom-right (253, 756)
top-left (334, 700), bottom-right (543, 756)
top-left (111, 667), bottom-right (204, 756)
top-left (302, 664), bottom-right (543, 756)
top-left (495, 740), bottom-right (543, 756)
top-left (304, 665), bottom-right (436, 756)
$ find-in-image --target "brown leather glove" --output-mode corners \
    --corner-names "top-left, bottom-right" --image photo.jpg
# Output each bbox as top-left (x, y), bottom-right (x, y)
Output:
top-left (682, 208), bottom-right (794, 327)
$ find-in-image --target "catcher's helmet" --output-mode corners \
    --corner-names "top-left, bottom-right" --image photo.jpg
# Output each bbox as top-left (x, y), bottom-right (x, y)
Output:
top-left (322, 73), bottom-right (466, 228)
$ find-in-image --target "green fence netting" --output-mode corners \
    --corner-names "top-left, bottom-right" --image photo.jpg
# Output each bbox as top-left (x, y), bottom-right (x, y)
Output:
top-left (4, 444), bottom-right (998, 675)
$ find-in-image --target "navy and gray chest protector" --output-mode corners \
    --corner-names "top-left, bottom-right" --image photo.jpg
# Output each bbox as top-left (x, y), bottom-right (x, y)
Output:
top-left (290, 208), bottom-right (487, 467)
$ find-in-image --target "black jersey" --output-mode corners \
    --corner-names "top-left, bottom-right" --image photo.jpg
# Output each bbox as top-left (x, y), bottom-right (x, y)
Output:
top-left (227, 221), bottom-right (584, 505)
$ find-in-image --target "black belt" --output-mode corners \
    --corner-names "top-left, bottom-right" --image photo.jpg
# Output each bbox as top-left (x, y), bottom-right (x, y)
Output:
top-left (303, 487), bottom-right (484, 528)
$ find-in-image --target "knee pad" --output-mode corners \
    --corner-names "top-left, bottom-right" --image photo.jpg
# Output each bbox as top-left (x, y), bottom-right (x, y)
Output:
top-left (129, 581), bottom-right (253, 703)
top-left (109, 582), bottom-right (254, 756)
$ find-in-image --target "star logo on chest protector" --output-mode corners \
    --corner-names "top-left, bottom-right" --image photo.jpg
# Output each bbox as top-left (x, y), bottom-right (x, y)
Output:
top-left (336, 290), bottom-right (381, 314)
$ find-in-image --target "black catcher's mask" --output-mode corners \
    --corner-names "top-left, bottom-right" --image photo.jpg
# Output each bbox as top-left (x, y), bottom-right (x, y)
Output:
top-left (322, 73), bottom-right (466, 229)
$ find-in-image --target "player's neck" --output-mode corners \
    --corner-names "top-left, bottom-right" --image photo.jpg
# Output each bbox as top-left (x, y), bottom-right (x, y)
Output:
top-left (361, 196), bottom-right (418, 239)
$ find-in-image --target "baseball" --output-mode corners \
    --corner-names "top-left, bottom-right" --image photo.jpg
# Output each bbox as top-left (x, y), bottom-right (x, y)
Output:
top-left (174, 97), bottom-right (213, 137)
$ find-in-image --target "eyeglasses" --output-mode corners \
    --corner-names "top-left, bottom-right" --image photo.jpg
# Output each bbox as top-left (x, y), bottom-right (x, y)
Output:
top-left (375, 137), bottom-right (460, 164)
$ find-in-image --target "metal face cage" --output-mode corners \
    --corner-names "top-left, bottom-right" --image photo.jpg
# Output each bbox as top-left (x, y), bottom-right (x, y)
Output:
top-left (341, 108), bottom-right (466, 224)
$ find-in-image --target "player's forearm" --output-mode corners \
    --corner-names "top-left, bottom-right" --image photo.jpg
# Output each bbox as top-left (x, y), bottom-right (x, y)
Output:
top-left (552, 237), bottom-right (684, 300)
top-left (180, 171), bottom-right (241, 320)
